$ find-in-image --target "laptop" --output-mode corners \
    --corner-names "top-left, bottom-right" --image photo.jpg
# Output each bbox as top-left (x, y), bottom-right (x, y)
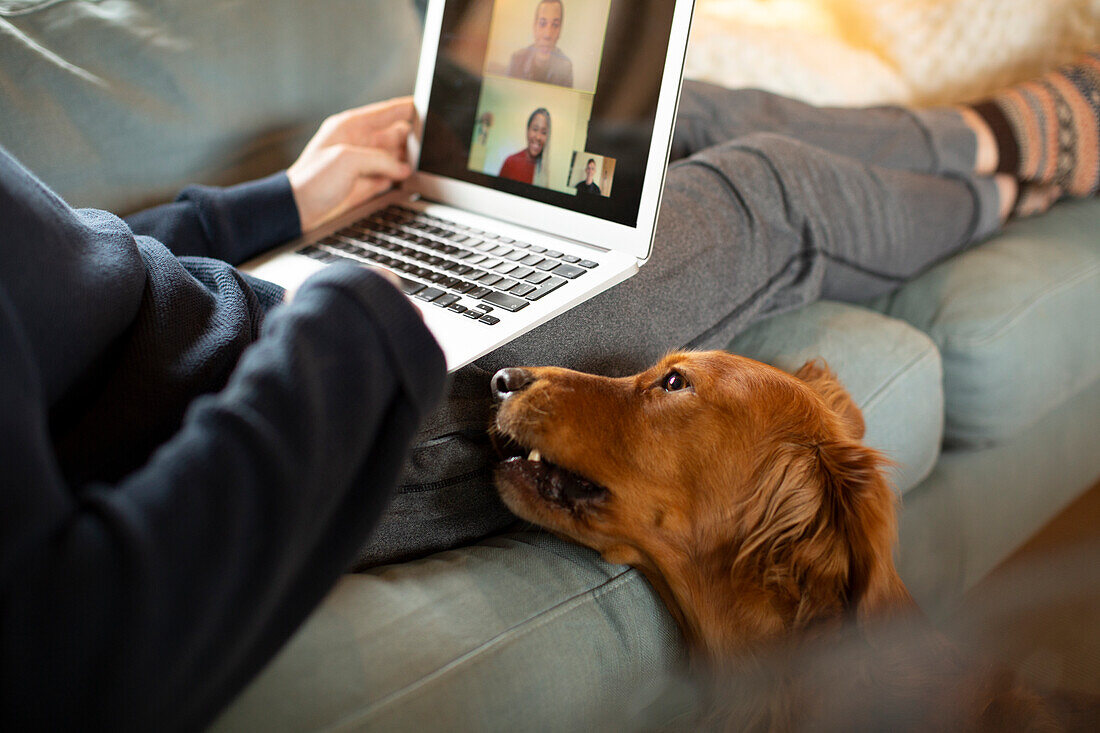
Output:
top-left (243, 0), bottom-right (695, 371)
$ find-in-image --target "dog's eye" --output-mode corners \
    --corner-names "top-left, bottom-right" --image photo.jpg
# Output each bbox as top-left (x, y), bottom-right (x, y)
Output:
top-left (662, 371), bottom-right (690, 392)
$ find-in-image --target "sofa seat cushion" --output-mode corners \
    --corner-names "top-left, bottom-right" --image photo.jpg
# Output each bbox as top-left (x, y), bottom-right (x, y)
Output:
top-left (730, 300), bottom-right (944, 495)
top-left (212, 532), bottom-right (680, 732)
top-left (867, 198), bottom-right (1100, 448)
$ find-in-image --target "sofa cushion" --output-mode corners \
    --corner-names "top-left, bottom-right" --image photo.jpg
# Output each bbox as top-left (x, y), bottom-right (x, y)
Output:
top-left (729, 300), bottom-right (944, 495)
top-left (212, 532), bottom-right (680, 732)
top-left (0, 0), bottom-right (422, 214)
top-left (867, 198), bottom-right (1100, 448)
top-left (897, 378), bottom-right (1100, 616)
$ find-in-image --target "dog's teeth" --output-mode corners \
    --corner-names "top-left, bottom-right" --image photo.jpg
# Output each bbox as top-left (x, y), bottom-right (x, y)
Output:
top-left (528, 449), bottom-right (541, 462)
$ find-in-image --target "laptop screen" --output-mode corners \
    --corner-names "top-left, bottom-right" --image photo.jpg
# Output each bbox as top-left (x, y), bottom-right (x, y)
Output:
top-left (418, 0), bottom-right (677, 229)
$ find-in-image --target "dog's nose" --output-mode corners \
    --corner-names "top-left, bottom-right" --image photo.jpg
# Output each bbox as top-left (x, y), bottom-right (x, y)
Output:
top-left (492, 368), bottom-right (534, 401)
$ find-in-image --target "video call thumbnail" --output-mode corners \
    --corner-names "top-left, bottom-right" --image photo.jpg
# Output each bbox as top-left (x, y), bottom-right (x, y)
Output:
top-left (483, 0), bottom-right (607, 93)
top-left (468, 76), bottom-right (595, 193)
top-left (568, 152), bottom-right (614, 197)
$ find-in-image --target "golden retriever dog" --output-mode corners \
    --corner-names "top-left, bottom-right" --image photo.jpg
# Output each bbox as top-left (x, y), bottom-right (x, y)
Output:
top-left (490, 351), bottom-right (1095, 731)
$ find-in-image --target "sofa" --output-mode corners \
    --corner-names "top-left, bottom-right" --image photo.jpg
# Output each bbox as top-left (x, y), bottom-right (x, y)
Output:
top-left (2, 1), bottom-right (1097, 730)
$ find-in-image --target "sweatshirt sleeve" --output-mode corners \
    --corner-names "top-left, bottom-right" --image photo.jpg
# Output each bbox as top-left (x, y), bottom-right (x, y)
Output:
top-left (0, 265), bottom-right (446, 732)
top-left (124, 171), bottom-right (302, 264)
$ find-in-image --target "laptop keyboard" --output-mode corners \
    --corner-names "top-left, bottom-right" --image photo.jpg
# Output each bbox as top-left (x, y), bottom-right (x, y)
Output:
top-left (296, 205), bottom-right (598, 325)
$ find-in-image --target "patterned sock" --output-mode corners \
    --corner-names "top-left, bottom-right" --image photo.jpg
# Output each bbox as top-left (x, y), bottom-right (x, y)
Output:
top-left (969, 51), bottom-right (1100, 198)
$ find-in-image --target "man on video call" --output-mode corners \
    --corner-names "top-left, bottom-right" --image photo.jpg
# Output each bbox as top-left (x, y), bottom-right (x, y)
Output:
top-left (575, 158), bottom-right (601, 195)
top-left (507, 0), bottom-right (573, 87)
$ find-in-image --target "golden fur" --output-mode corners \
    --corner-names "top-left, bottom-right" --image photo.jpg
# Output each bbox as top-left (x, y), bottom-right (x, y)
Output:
top-left (492, 351), bottom-right (1095, 731)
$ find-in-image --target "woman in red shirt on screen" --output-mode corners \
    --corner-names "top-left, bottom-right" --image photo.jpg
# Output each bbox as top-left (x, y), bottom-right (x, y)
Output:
top-left (499, 107), bottom-right (550, 187)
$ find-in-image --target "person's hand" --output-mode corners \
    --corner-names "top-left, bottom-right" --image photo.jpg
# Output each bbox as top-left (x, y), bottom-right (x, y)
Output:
top-left (287, 97), bottom-right (416, 233)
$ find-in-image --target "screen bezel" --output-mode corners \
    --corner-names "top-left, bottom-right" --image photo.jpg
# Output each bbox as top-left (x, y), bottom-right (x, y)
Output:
top-left (407, 0), bottom-right (695, 262)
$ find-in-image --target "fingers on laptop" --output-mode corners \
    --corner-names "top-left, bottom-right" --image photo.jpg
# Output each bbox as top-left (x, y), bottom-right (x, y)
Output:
top-left (322, 97), bottom-right (417, 150)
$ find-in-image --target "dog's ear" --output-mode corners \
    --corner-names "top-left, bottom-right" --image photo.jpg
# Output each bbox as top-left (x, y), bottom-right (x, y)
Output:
top-left (814, 438), bottom-right (913, 623)
top-left (795, 360), bottom-right (865, 441)
top-left (795, 360), bottom-right (909, 617)
top-left (736, 438), bottom-right (911, 631)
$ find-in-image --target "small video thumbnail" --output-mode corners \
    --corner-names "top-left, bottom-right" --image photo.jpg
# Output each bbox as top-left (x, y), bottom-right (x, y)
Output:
top-left (567, 151), bottom-right (615, 197)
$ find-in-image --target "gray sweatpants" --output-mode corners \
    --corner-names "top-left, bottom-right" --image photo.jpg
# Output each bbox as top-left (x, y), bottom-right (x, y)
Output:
top-left (357, 82), bottom-right (1001, 567)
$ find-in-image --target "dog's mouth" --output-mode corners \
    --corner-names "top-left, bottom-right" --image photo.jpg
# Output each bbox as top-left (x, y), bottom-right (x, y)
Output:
top-left (492, 433), bottom-right (610, 513)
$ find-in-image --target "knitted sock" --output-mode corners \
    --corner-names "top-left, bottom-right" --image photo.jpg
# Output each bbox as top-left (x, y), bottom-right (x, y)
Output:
top-left (968, 51), bottom-right (1100, 198)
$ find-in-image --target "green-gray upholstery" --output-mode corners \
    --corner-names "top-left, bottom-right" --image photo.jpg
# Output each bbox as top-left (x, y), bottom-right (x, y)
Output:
top-left (3, 2), bottom-right (1097, 730)
top-left (900, 377), bottom-right (1100, 615)
top-left (869, 198), bottom-right (1100, 448)
top-left (213, 535), bottom-right (676, 731)
top-left (0, 0), bottom-right (422, 214)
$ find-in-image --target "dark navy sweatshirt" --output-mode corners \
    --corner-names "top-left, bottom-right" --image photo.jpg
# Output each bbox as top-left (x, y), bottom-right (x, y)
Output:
top-left (0, 146), bottom-right (446, 731)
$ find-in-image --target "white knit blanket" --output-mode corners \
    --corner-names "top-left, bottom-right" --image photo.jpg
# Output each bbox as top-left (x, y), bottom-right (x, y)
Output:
top-left (685, 0), bottom-right (1100, 106)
